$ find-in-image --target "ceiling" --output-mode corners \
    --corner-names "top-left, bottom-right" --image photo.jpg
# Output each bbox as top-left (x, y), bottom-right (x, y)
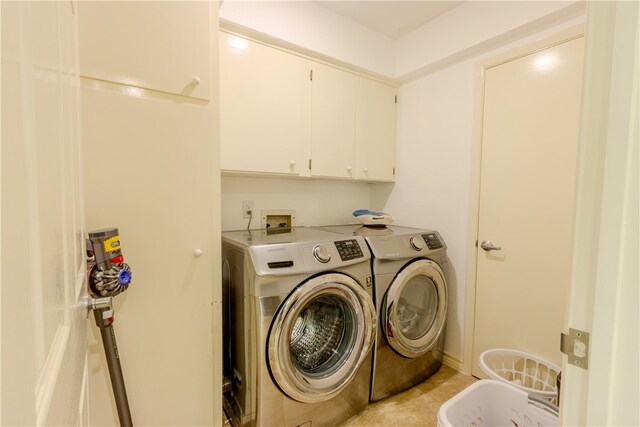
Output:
top-left (313, 1), bottom-right (464, 40)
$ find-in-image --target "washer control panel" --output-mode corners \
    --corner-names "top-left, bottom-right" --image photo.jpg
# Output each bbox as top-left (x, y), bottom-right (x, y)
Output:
top-left (246, 235), bottom-right (370, 276)
top-left (335, 239), bottom-right (364, 261)
top-left (422, 232), bottom-right (443, 250)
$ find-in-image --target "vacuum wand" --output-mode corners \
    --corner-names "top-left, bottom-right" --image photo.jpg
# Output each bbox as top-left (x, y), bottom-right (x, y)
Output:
top-left (87, 228), bottom-right (133, 427)
top-left (90, 298), bottom-right (133, 427)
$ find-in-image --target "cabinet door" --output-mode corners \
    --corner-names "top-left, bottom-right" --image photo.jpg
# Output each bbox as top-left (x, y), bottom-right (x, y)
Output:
top-left (79, 2), bottom-right (209, 99)
top-left (311, 63), bottom-right (357, 179)
top-left (220, 33), bottom-right (311, 176)
top-left (356, 79), bottom-right (397, 181)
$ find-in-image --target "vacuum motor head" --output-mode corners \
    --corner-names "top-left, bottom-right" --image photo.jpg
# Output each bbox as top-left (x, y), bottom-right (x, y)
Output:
top-left (87, 228), bottom-right (132, 297)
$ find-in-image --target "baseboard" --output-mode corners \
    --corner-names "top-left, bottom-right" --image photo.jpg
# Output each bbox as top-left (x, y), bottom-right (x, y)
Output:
top-left (442, 352), bottom-right (465, 373)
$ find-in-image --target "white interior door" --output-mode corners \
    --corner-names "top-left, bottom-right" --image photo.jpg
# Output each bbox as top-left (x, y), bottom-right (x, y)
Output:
top-left (1, 2), bottom-right (89, 425)
top-left (472, 35), bottom-right (585, 376)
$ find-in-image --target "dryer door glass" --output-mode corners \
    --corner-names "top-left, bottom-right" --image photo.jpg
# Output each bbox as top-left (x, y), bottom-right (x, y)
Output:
top-left (268, 273), bottom-right (376, 404)
top-left (397, 276), bottom-right (438, 340)
top-left (383, 259), bottom-right (447, 358)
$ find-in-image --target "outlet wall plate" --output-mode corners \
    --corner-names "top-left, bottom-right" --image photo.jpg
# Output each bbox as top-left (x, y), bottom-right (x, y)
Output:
top-left (242, 201), bottom-right (253, 219)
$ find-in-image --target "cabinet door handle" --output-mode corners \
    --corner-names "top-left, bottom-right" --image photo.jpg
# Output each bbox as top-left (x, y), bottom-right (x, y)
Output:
top-left (363, 168), bottom-right (368, 173)
top-left (347, 166), bottom-right (352, 172)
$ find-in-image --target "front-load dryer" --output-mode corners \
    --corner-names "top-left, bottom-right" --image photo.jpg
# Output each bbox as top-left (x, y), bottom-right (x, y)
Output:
top-left (222, 227), bottom-right (376, 426)
top-left (316, 225), bottom-right (448, 402)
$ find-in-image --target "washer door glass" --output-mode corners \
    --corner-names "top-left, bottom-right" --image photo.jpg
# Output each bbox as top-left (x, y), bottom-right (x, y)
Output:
top-left (290, 294), bottom-right (356, 377)
top-left (268, 273), bottom-right (376, 403)
top-left (383, 259), bottom-right (447, 358)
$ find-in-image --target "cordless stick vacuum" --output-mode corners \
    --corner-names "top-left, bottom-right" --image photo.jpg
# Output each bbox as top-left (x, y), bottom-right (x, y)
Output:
top-left (87, 228), bottom-right (133, 427)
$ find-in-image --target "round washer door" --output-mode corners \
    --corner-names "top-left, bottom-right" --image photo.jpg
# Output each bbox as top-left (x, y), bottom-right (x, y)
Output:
top-left (268, 273), bottom-right (376, 403)
top-left (382, 259), bottom-right (447, 358)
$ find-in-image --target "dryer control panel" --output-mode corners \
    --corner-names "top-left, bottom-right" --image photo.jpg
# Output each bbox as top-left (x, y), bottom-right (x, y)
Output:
top-left (335, 239), bottom-right (364, 261)
top-left (365, 229), bottom-right (446, 260)
top-left (422, 233), bottom-right (443, 250)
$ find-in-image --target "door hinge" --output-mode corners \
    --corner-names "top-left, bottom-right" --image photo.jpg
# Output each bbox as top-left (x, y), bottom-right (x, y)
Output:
top-left (560, 328), bottom-right (590, 370)
top-left (308, 159), bottom-right (312, 170)
top-left (310, 70), bottom-right (313, 81)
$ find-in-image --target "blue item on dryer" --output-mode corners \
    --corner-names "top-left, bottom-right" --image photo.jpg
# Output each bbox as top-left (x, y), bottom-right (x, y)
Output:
top-left (352, 209), bottom-right (395, 226)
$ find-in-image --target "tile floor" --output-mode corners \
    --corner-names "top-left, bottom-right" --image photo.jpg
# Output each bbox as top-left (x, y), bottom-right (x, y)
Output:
top-left (341, 365), bottom-right (477, 427)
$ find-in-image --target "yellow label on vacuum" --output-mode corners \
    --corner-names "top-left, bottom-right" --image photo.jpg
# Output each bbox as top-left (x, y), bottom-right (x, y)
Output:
top-left (103, 235), bottom-right (121, 253)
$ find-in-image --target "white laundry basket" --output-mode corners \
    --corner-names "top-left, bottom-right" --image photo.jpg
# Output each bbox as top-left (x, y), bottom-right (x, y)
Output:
top-left (437, 380), bottom-right (558, 427)
top-left (479, 348), bottom-right (560, 401)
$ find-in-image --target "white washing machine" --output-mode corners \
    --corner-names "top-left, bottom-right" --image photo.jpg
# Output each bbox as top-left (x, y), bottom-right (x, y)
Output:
top-left (222, 227), bottom-right (376, 427)
top-left (317, 225), bottom-right (448, 402)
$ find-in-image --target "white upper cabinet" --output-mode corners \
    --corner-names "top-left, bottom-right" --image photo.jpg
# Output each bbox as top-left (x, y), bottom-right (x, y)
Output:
top-left (219, 33), bottom-right (311, 176)
top-left (310, 63), bottom-right (358, 179)
top-left (78, 2), bottom-right (209, 99)
top-left (218, 30), bottom-right (397, 182)
top-left (356, 79), bottom-right (397, 181)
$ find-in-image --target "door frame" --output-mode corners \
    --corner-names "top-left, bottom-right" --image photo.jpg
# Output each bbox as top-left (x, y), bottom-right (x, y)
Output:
top-left (462, 24), bottom-right (586, 374)
top-left (560, 2), bottom-right (638, 425)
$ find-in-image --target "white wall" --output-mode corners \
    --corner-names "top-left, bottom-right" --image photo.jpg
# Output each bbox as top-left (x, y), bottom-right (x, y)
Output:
top-left (218, 0), bottom-right (586, 367)
top-left (395, 1), bottom-right (582, 78)
top-left (219, 0), bottom-right (395, 77)
top-left (380, 12), bottom-right (586, 365)
top-left (383, 63), bottom-right (474, 364)
top-left (221, 177), bottom-right (374, 231)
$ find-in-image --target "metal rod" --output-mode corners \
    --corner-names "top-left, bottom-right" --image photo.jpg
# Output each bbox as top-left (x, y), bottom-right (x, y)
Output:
top-left (94, 309), bottom-right (133, 427)
top-left (528, 394), bottom-right (559, 417)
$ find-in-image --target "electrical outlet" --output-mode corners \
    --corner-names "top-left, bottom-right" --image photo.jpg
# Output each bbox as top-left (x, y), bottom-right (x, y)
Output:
top-left (242, 201), bottom-right (254, 219)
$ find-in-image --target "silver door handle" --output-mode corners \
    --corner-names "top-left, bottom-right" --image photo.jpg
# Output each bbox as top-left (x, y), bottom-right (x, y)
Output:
top-left (480, 240), bottom-right (502, 251)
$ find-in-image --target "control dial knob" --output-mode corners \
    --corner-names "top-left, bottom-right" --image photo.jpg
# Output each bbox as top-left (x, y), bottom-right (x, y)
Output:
top-left (409, 236), bottom-right (425, 251)
top-left (312, 245), bottom-right (331, 263)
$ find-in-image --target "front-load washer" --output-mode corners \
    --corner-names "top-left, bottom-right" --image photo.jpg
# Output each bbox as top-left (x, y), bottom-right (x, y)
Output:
top-left (316, 225), bottom-right (448, 402)
top-left (222, 227), bottom-right (376, 427)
